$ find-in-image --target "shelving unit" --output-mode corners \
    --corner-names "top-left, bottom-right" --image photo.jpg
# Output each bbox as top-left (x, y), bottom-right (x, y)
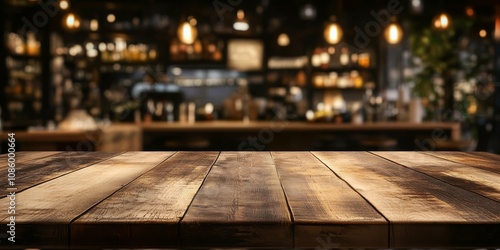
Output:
top-left (1, 1), bottom-right (49, 130)
top-left (1, 0), bottom-right (382, 126)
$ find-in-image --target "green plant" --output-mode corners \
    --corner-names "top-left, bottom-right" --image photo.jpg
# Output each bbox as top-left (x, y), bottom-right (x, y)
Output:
top-left (408, 18), bottom-right (477, 120)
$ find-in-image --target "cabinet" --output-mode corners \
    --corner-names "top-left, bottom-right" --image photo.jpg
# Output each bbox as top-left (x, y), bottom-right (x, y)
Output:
top-left (1, 1), bottom-right (52, 130)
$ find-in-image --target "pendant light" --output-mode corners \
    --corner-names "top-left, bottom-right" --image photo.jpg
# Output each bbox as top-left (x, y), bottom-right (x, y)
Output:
top-left (433, 12), bottom-right (451, 30)
top-left (277, 33), bottom-right (290, 47)
top-left (63, 12), bottom-right (80, 30)
top-left (384, 17), bottom-right (403, 44)
top-left (177, 16), bottom-right (198, 45)
top-left (59, 0), bottom-right (69, 10)
top-left (233, 10), bottom-right (249, 31)
top-left (324, 16), bottom-right (343, 45)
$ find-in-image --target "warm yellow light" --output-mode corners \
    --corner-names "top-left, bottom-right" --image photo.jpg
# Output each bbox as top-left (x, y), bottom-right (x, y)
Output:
top-left (479, 29), bottom-right (487, 38)
top-left (177, 21), bottom-right (198, 45)
top-left (324, 23), bottom-right (343, 44)
top-left (440, 14), bottom-right (449, 27)
top-left (188, 17), bottom-right (197, 26)
top-left (233, 10), bottom-right (249, 31)
top-left (277, 33), bottom-right (290, 46)
top-left (385, 23), bottom-right (403, 44)
top-left (107, 14), bottom-right (116, 23)
top-left (90, 19), bottom-right (99, 31)
top-left (64, 13), bottom-right (80, 29)
top-left (233, 21), bottom-right (249, 31)
top-left (237, 10), bottom-right (245, 20)
top-left (66, 14), bottom-right (74, 26)
top-left (433, 13), bottom-right (451, 30)
top-left (59, 0), bottom-right (69, 10)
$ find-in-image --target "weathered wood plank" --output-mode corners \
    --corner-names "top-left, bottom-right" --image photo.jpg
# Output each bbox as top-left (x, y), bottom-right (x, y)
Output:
top-left (0, 151), bottom-right (62, 169)
top-left (180, 152), bottom-right (292, 248)
top-left (313, 152), bottom-right (500, 248)
top-left (0, 151), bottom-right (61, 160)
top-left (71, 152), bottom-right (219, 249)
top-left (272, 152), bottom-right (388, 248)
top-left (373, 152), bottom-right (500, 203)
top-left (0, 152), bottom-right (122, 192)
top-left (425, 151), bottom-right (500, 174)
top-left (0, 152), bottom-right (175, 249)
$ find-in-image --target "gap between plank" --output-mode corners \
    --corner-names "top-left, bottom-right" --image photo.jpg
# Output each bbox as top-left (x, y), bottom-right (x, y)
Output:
top-left (311, 151), bottom-right (392, 249)
top-left (176, 151), bottom-right (221, 247)
top-left (67, 151), bottom-right (178, 249)
top-left (269, 151), bottom-right (296, 249)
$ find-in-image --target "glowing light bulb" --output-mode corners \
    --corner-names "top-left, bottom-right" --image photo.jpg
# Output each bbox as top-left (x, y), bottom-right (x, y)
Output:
top-left (107, 14), bottom-right (116, 23)
top-left (64, 13), bottom-right (80, 29)
top-left (385, 23), bottom-right (403, 44)
top-left (177, 21), bottom-right (198, 44)
top-left (233, 10), bottom-right (249, 31)
top-left (59, 0), bottom-right (69, 10)
top-left (237, 10), bottom-right (245, 19)
top-left (324, 23), bottom-right (343, 44)
top-left (90, 19), bottom-right (99, 31)
top-left (277, 33), bottom-right (290, 46)
top-left (479, 29), bottom-right (487, 38)
top-left (434, 13), bottom-right (451, 30)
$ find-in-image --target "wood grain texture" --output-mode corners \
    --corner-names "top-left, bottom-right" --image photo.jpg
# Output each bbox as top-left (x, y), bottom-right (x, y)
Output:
top-left (180, 152), bottom-right (292, 248)
top-left (313, 152), bottom-right (500, 248)
top-left (425, 151), bottom-right (500, 174)
top-left (0, 151), bottom-right (121, 192)
top-left (271, 152), bottom-right (388, 248)
top-left (71, 152), bottom-right (219, 249)
top-left (0, 152), bottom-right (174, 249)
top-left (0, 151), bottom-right (61, 162)
top-left (0, 151), bottom-right (62, 172)
top-left (373, 152), bottom-right (500, 203)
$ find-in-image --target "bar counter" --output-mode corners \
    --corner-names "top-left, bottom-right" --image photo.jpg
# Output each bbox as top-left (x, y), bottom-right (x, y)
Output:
top-left (2, 122), bottom-right (461, 151)
top-left (142, 121), bottom-right (462, 150)
top-left (141, 121), bottom-right (461, 138)
top-left (1, 151), bottom-right (499, 249)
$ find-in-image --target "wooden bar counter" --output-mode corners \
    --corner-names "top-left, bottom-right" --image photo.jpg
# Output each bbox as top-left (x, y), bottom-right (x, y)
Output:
top-left (142, 121), bottom-right (461, 150)
top-left (1, 122), bottom-right (461, 151)
top-left (1, 151), bottom-right (499, 249)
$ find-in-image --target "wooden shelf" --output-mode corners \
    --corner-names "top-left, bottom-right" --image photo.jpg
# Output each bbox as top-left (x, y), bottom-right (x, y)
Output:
top-left (312, 66), bottom-right (376, 72)
top-left (312, 87), bottom-right (366, 91)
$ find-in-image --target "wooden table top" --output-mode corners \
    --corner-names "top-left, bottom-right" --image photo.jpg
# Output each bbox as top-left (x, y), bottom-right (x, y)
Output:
top-left (1, 151), bottom-right (499, 249)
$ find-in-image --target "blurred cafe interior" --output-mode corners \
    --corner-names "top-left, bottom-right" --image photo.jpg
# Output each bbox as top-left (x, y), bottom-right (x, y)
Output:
top-left (1, 0), bottom-right (500, 153)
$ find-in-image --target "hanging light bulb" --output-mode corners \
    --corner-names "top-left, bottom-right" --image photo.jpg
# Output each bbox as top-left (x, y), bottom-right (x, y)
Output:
top-left (59, 0), bottom-right (69, 10)
top-left (277, 33), bottom-right (290, 47)
top-left (479, 29), bottom-right (487, 38)
top-left (384, 18), bottom-right (403, 44)
top-left (64, 13), bottom-right (80, 30)
top-left (177, 19), bottom-right (198, 45)
top-left (233, 10), bottom-right (249, 31)
top-left (433, 12), bottom-right (451, 30)
top-left (324, 16), bottom-right (343, 44)
top-left (107, 14), bottom-right (116, 23)
top-left (90, 19), bottom-right (99, 31)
